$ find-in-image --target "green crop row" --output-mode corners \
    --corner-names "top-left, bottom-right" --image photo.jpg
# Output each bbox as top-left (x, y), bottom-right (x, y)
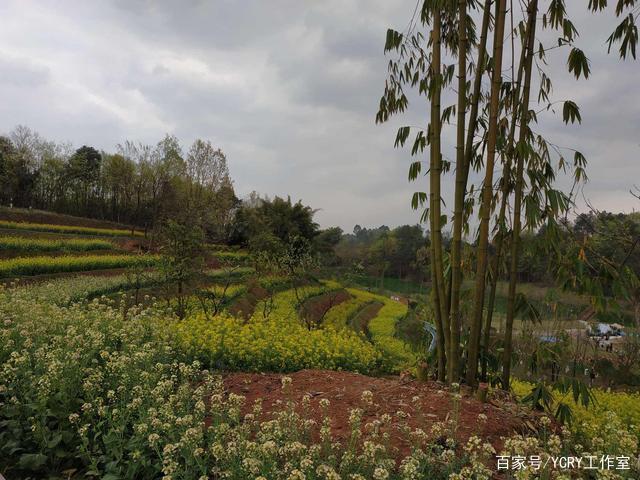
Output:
top-left (0, 235), bottom-right (117, 252)
top-left (0, 254), bottom-right (158, 278)
top-left (0, 220), bottom-right (144, 237)
top-left (346, 288), bottom-right (414, 370)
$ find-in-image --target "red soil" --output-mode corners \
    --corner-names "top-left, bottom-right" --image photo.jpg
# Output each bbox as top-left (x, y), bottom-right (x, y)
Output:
top-left (223, 370), bottom-right (537, 458)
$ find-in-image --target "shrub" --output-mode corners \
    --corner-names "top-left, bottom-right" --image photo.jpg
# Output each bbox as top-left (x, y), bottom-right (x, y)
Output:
top-left (0, 287), bottom-right (502, 479)
top-left (210, 250), bottom-right (251, 265)
top-left (1, 281), bottom-right (638, 479)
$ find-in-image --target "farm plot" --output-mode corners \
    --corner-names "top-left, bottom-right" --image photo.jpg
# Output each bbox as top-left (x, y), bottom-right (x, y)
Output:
top-left (175, 281), bottom-right (384, 372)
top-left (0, 235), bottom-right (118, 253)
top-left (0, 254), bottom-right (158, 278)
top-left (0, 219), bottom-right (144, 237)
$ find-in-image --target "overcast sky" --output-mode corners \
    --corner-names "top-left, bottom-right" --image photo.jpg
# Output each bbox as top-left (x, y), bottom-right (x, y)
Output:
top-left (1, 1), bottom-right (638, 231)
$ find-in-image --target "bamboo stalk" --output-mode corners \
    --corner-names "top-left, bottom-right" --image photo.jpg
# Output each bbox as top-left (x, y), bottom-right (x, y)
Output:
top-left (503, 0), bottom-right (538, 389)
top-left (466, 0), bottom-right (509, 386)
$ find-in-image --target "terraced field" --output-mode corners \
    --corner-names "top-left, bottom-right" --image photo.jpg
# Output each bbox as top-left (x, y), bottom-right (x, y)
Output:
top-left (0, 212), bottom-right (150, 280)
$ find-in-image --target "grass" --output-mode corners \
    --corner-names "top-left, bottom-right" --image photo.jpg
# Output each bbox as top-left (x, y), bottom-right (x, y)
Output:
top-left (0, 254), bottom-right (158, 278)
top-left (0, 235), bottom-right (118, 253)
top-left (0, 220), bottom-right (144, 237)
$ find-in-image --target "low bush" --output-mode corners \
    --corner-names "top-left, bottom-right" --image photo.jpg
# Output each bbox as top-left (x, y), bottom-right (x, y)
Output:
top-left (0, 254), bottom-right (158, 277)
top-left (0, 288), bottom-right (501, 479)
top-left (0, 235), bottom-right (117, 252)
top-left (0, 220), bottom-right (143, 237)
top-left (205, 283), bottom-right (247, 299)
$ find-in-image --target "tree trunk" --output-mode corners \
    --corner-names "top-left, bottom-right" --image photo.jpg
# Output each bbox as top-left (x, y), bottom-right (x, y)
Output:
top-left (503, 0), bottom-right (538, 389)
top-left (467, 0), bottom-right (509, 386)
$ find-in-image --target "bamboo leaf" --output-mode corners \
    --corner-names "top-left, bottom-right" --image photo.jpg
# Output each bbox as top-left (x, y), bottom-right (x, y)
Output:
top-left (567, 48), bottom-right (591, 79)
top-left (395, 126), bottom-right (411, 148)
top-left (562, 101), bottom-right (582, 124)
top-left (408, 161), bottom-right (422, 181)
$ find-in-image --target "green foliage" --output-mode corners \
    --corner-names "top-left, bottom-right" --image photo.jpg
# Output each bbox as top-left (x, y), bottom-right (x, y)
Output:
top-left (567, 47), bottom-right (591, 79)
top-left (230, 195), bottom-right (319, 248)
top-left (0, 282), bottom-right (513, 478)
top-left (562, 100), bottom-right (581, 124)
top-left (210, 250), bottom-right (251, 265)
top-left (158, 220), bottom-right (206, 319)
top-left (335, 224), bottom-right (428, 284)
top-left (514, 379), bottom-right (640, 438)
top-left (521, 381), bottom-right (555, 411)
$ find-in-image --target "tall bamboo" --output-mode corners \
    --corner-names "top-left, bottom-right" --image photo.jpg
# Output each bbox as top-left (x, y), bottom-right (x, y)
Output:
top-left (466, 0), bottom-right (508, 386)
top-left (448, 0), bottom-right (468, 383)
top-left (430, 6), bottom-right (448, 381)
top-left (481, 17), bottom-right (531, 381)
top-left (503, 0), bottom-right (538, 388)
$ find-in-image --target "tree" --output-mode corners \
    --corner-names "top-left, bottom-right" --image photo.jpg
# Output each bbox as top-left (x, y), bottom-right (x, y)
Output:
top-left (230, 195), bottom-right (319, 248)
top-left (368, 231), bottom-right (398, 288)
top-left (158, 220), bottom-right (205, 320)
top-left (65, 146), bottom-right (102, 215)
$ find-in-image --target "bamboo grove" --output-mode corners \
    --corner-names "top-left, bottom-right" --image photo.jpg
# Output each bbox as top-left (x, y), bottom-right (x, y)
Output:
top-left (377, 0), bottom-right (639, 386)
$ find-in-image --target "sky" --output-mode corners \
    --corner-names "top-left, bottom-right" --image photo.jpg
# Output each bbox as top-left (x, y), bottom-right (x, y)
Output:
top-left (0, 1), bottom-right (638, 232)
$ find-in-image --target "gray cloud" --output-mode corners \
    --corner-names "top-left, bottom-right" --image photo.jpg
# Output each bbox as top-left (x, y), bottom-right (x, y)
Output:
top-left (0, 0), bottom-right (637, 232)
